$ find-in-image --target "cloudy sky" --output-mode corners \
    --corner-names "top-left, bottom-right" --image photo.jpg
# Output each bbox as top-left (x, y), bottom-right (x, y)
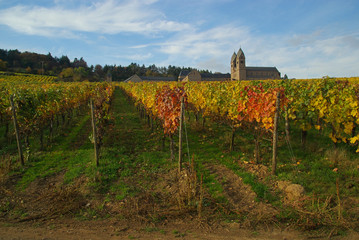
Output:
top-left (0, 0), bottom-right (358, 78)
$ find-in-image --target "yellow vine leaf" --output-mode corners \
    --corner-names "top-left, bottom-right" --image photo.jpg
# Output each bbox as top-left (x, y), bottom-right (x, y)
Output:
top-left (350, 136), bottom-right (359, 144)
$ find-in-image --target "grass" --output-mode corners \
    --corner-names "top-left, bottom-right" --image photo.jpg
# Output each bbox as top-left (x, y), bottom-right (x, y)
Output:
top-left (195, 160), bottom-right (228, 205)
top-left (182, 115), bottom-right (278, 204)
top-left (274, 126), bottom-right (359, 198)
top-left (14, 112), bottom-right (93, 190)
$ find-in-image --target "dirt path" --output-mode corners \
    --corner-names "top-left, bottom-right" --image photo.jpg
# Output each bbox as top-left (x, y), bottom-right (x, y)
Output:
top-left (205, 163), bottom-right (278, 227)
top-left (2, 219), bottom-right (359, 240)
top-left (0, 219), bottom-right (314, 240)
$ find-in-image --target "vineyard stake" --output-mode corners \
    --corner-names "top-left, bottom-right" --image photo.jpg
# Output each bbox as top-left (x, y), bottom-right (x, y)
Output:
top-left (10, 95), bottom-right (24, 166)
top-left (301, 130), bottom-right (307, 148)
top-left (230, 126), bottom-right (235, 152)
top-left (285, 107), bottom-right (290, 142)
top-left (272, 92), bottom-right (281, 175)
top-left (336, 177), bottom-right (342, 221)
top-left (178, 97), bottom-right (184, 173)
top-left (90, 99), bottom-right (99, 167)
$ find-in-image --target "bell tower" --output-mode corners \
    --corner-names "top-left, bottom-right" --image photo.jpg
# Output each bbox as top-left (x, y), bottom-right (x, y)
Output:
top-left (231, 48), bottom-right (246, 81)
top-left (230, 52), bottom-right (237, 80)
top-left (237, 48), bottom-right (246, 80)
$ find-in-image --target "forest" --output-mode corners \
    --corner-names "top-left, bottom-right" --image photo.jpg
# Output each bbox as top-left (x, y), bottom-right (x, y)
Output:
top-left (0, 48), bottom-right (212, 82)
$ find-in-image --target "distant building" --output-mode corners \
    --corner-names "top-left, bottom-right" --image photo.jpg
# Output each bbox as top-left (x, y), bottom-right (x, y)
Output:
top-left (178, 70), bottom-right (230, 82)
top-left (179, 48), bottom-right (280, 82)
top-left (231, 48), bottom-right (280, 80)
top-left (124, 74), bottom-right (176, 83)
top-left (106, 70), bottom-right (112, 82)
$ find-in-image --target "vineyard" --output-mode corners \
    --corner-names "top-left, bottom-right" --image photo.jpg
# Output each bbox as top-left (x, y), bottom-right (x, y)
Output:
top-left (0, 76), bottom-right (114, 167)
top-left (1, 74), bottom-right (359, 239)
top-left (119, 78), bottom-right (359, 154)
top-left (0, 71), bottom-right (58, 83)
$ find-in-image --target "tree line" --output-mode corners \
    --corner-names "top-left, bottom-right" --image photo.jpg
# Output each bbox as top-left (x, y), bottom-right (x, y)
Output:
top-left (0, 49), bottom-right (211, 82)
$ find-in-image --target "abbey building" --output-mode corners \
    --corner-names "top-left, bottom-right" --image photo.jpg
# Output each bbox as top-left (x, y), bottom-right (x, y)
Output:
top-left (231, 48), bottom-right (280, 80)
top-left (125, 48), bottom-right (280, 83)
top-left (178, 48), bottom-right (280, 82)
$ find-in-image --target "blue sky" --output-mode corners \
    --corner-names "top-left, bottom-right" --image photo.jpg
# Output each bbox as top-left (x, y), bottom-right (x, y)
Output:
top-left (0, 0), bottom-right (358, 78)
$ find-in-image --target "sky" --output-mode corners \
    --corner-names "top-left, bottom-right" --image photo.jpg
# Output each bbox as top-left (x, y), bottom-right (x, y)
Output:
top-left (0, 0), bottom-right (358, 79)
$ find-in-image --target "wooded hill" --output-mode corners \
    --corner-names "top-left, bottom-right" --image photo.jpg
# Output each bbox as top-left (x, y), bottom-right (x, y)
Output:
top-left (0, 49), bottom-right (212, 82)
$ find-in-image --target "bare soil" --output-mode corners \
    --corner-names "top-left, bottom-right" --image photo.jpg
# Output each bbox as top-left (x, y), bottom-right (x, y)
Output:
top-left (0, 219), bottom-right (306, 240)
top-left (1, 161), bottom-right (358, 240)
top-left (205, 163), bottom-right (278, 227)
top-left (1, 219), bottom-right (359, 240)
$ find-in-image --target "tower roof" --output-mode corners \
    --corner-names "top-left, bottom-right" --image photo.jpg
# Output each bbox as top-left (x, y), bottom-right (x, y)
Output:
top-left (231, 52), bottom-right (237, 62)
top-left (237, 48), bottom-right (245, 58)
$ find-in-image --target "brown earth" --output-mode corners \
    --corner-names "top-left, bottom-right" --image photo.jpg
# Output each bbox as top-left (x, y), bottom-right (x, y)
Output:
top-left (1, 162), bottom-right (358, 240)
top-left (1, 219), bottom-right (359, 240)
top-left (205, 163), bottom-right (278, 227)
top-left (0, 170), bottom-right (309, 240)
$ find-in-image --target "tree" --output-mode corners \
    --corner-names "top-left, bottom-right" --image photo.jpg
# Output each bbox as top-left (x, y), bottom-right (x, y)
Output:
top-left (59, 67), bottom-right (74, 80)
top-left (0, 59), bottom-right (7, 70)
top-left (94, 64), bottom-right (104, 78)
top-left (59, 55), bottom-right (71, 68)
top-left (7, 49), bottom-right (21, 68)
top-left (73, 57), bottom-right (88, 68)
top-left (73, 67), bottom-right (89, 81)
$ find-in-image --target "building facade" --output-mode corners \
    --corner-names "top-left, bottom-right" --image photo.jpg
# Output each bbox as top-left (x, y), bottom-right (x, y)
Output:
top-left (179, 70), bottom-right (230, 82)
top-left (124, 74), bottom-right (176, 83)
top-left (231, 48), bottom-right (280, 80)
top-left (179, 48), bottom-right (280, 82)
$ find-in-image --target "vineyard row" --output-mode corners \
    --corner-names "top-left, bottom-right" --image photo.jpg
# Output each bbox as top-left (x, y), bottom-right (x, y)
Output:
top-left (0, 81), bottom-right (114, 165)
top-left (118, 78), bottom-right (359, 153)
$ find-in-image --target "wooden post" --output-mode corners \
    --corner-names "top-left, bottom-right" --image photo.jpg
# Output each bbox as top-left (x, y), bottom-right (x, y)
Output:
top-left (202, 117), bottom-right (206, 128)
top-left (39, 129), bottom-right (44, 150)
top-left (285, 107), bottom-right (290, 142)
top-left (4, 122), bottom-right (9, 138)
top-left (254, 137), bottom-right (260, 164)
top-left (272, 92), bottom-right (281, 175)
top-left (301, 130), bottom-right (307, 148)
top-left (336, 178), bottom-right (342, 221)
top-left (230, 126), bottom-right (235, 152)
top-left (10, 95), bottom-right (24, 166)
top-left (150, 115), bottom-right (154, 132)
top-left (90, 99), bottom-right (99, 167)
top-left (162, 135), bottom-right (166, 151)
top-left (178, 97), bottom-right (184, 173)
top-left (170, 135), bottom-right (174, 161)
top-left (49, 117), bottom-right (53, 142)
top-left (198, 173), bottom-right (204, 219)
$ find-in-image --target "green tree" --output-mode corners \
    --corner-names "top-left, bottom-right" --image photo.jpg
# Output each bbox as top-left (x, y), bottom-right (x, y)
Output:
top-left (59, 67), bottom-right (74, 81)
top-left (0, 59), bottom-right (7, 70)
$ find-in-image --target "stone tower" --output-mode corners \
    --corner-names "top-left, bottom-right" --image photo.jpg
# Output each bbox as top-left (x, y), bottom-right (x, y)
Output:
top-left (231, 52), bottom-right (238, 80)
top-left (231, 48), bottom-right (247, 81)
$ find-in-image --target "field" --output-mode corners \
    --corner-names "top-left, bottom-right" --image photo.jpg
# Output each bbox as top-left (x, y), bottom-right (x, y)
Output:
top-left (0, 74), bottom-right (359, 239)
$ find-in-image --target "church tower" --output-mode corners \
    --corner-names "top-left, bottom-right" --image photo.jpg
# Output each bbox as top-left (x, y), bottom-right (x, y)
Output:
top-left (231, 48), bottom-right (246, 81)
top-left (237, 48), bottom-right (246, 80)
top-left (230, 52), bottom-right (238, 80)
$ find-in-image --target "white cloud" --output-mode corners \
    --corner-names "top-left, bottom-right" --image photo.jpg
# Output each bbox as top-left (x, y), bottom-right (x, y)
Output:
top-left (152, 23), bottom-right (359, 78)
top-left (0, 0), bottom-right (191, 37)
top-left (287, 30), bottom-right (323, 47)
top-left (157, 25), bottom-right (251, 66)
top-left (1, 1), bottom-right (358, 78)
top-left (197, 58), bottom-right (228, 73)
top-left (125, 52), bottom-right (153, 61)
top-left (251, 33), bottom-right (359, 78)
